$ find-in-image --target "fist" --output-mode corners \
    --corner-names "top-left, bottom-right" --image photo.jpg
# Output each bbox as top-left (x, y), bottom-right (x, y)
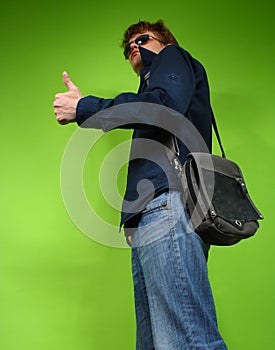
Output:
top-left (53, 71), bottom-right (83, 125)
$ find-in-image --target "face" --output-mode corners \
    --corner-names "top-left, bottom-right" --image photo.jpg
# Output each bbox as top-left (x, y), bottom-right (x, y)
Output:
top-left (126, 31), bottom-right (167, 75)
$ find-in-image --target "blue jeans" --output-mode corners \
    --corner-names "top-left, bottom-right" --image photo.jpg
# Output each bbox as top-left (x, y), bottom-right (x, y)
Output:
top-left (127, 191), bottom-right (227, 350)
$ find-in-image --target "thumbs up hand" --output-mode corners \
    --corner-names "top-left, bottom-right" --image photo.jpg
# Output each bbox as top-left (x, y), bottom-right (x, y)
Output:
top-left (53, 71), bottom-right (83, 125)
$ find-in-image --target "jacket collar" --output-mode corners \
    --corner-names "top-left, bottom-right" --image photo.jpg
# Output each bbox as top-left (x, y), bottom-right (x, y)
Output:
top-left (139, 46), bottom-right (157, 69)
top-left (138, 47), bottom-right (157, 91)
top-left (139, 47), bottom-right (158, 80)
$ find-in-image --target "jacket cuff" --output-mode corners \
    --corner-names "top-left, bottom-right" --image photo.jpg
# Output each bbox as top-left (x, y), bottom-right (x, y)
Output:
top-left (76, 95), bottom-right (101, 126)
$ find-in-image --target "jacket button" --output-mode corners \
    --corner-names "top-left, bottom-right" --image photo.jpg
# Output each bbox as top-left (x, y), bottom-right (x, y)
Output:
top-left (169, 74), bottom-right (177, 80)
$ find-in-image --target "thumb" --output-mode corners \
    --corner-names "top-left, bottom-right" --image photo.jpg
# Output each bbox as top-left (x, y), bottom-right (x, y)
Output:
top-left (62, 71), bottom-right (77, 91)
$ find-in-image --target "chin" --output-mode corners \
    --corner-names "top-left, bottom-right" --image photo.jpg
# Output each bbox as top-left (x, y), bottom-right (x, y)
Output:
top-left (130, 58), bottom-right (142, 75)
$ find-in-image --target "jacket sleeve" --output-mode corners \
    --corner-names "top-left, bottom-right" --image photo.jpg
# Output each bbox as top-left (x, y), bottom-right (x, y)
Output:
top-left (76, 45), bottom-right (195, 130)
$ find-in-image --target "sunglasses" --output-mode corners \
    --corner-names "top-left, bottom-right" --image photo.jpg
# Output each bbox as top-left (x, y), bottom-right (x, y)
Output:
top-left (124, 34), bottom-right (160, 59)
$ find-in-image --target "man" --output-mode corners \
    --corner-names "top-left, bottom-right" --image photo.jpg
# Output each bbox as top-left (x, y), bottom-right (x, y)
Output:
top-left (54, 20), bottom-right (227, 350)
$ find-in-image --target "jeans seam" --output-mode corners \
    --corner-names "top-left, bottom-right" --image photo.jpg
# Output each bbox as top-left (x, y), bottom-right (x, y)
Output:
top-left (132, 249), bottom-right (154, 348)
top-left (168, 192), bottom-right (207, 349)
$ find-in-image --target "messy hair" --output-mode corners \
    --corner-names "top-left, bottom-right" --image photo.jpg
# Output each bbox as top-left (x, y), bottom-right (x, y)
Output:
top-left (121, 19), bottom-right (179, 49)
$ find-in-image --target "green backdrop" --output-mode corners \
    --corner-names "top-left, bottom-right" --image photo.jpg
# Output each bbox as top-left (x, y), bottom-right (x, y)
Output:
top-left (1, 0), bottom-right (274, 349)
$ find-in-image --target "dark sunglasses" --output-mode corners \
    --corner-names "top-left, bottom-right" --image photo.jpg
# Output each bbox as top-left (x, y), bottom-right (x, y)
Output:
top-left (124, 34), bottom-right (160, 59)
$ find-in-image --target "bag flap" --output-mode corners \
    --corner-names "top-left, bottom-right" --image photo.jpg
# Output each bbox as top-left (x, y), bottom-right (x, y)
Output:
top-left (187, 152), bottom-right (242, 178)
top-left (186, 152), bottom-right (264, 221)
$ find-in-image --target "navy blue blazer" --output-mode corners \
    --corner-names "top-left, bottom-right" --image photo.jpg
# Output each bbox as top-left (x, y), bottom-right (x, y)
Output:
top-left (76, 45), bottom-right (212, 227)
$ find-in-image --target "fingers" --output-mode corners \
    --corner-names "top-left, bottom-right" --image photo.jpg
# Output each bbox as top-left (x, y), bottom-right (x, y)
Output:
top-left (53, 94), bottom-right (61, 107)
top-left (56, 115), bottom-right (69, 125)
top-left (62, 71), bottom-right (77, 91)
top-left (53, 71), bottom-right (81, 125)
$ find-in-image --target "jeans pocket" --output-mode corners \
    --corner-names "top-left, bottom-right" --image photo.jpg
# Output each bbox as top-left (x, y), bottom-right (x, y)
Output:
top-left (140, 193), bottom-right (169, 225)
top-left (132, 193), bottom-right (171, 247)
top-left (141, 199), bottom-right (168, 216)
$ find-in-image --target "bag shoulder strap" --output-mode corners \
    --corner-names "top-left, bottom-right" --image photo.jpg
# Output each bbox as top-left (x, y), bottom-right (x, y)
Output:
top-left (211, 108), bottom-right (226, 158)
top-left (171, 109), bottom-right (226, 159)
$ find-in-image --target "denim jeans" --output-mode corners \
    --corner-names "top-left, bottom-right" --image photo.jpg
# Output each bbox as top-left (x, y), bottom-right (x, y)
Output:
top-left (127, 191), bottom-right (227, 350)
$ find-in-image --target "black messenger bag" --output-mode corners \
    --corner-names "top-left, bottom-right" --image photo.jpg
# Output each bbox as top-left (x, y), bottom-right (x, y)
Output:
top-left (168, 114), bottom-right (264, 246)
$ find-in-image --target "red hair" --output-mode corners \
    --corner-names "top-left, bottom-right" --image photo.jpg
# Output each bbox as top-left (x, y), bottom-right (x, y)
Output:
top-left (121, 20), bottom-right (179, 49)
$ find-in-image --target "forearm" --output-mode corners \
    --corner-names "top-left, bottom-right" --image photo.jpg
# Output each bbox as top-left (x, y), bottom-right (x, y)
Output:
top-left (76, 90), bottom-right (166, 130)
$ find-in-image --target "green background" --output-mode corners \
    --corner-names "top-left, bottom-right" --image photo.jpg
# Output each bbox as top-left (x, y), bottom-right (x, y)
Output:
top-left (1, 0), bottom-right (274, 349)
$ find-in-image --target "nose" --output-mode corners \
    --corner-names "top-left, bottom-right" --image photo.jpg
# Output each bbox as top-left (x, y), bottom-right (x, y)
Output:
top-left (129, 41), bottom-right (139, 54)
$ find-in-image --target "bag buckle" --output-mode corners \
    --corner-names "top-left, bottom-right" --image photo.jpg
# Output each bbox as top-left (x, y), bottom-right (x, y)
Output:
top-left (173, 157), bottom-right (182, 173)
top-left (236, 178), bottom-right (247, 193)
